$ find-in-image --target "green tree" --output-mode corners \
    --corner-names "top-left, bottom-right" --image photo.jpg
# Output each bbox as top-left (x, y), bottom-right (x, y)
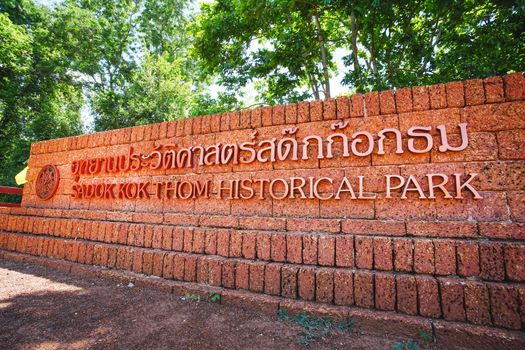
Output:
top-left (336, 0), bottom-right (525, 91)
top-left (192, 0), bottom-right (338, 105)
top-left (193, 0), bottom-right (525, 101)
top-left (0, 0), bottom-right (83, 194)
top-left (47, 0), bottom-right (234, 131)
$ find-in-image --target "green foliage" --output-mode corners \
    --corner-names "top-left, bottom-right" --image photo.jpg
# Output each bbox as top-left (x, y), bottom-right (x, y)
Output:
top-left (337, 0), bottom-right (525, 91)
top-left (208, 292), bottom-right (221, 302)
top-left (393, 328), bottom-right (433, 350)
top-left (192, 0), bottom-right (335, 104)
top-left (277, 309), bottom-right (353, 346)
top-left (278, 308), bottom-right (290, 320)
top-left (184, 293), bottom-right (202, 302)
top-left (194, 0), bottom-right (525, 101)
top-left (418, 329), bottom-right (433, 342)
top-left (0, 0), bottom-right (233, 192)
top-left (0, 0), bottom-right (83, 193)
top-left (393, 340), bottom-right (419, 350)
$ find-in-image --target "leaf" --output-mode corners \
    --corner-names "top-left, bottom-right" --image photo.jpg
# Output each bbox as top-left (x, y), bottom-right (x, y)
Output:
top-left (418, 330), bottom-right (432, 342)
top-left (392, 342), bottom-right (405, 350)
top-left (277, 308), bottom-right (289, 320)
top-left (209, 293), bottom-right (221, 302)
top-left (407, 340), bottom-right (419, 350)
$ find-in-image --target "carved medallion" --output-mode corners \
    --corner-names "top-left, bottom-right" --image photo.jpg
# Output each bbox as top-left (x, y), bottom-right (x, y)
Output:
top-left (35, 164), bottom-right (60, 200)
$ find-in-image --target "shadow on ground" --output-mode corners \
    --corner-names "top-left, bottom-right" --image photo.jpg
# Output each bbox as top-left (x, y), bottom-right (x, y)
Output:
top-left (0, 259), bottom-right (454, 350)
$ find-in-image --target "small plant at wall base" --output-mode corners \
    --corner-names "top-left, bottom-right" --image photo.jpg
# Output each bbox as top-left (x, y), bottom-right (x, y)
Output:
top-left (392, 329), bottom-right (434, 350)
top-left (278, 309), bottom-right (353, 346)
top-left (183, 293), bottom-right (202, 302)
top-left (418, 330), bottom-right (433, 342)
top-left (208, 292), bottom-right (221, 303)
top-left (392, 340), bottom-right (419, 350)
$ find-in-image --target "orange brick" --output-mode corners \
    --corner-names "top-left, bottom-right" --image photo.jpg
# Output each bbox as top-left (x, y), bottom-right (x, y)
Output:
top-left (355, 236), bottom-right (373, 269)
top-left (302, 235), bottom-right (318, 265)
top-left (272, 105), bottom-right (285, 125)
top-left (375, 273), bottom-right (395, 311)
top-left (464, 79), bottom-right (485, 105)
top-left (310, 100), bottom-right (323, 121)
top-left (429, 83), bottom-right (447, 109)
top-left (318, 236), bottom-right (335, 266)
top-left (334, 269), bottom-right (353, 306)
top-left (315, 268), bottom-right (334, 303)
top-left (379, 90), bottom-right (396, 114)
top-left (446, 81), bottom-right (465, 107)
top-left (396, 87), bottom-right (413, 113)
top-left (412, 86), bottom-right (430, 111)
top-left (268, 233), bottom-right (285, 262)
top-left (373, 237), bottom-right (393, 271)
top-left (354, 271), bottom-right (374, 308)
top-left (498, 129), bottom-right (525, 160)
top-left (298, 267), bottom-right (316, 301)
top-left (503, 72), bottom-right (525, 101)
top-left (281, 266), bottom-right (298, 299)
top-left (350, 93), bottom-right (364, 117)
top-left (484, 76), bottom-right (505, 103)
top-left (457, 243), bottom-right (480, 277)
top-left (264, 263), bottom-right (281, 296)
top-left (286, 234), bottom-right (302, 264)
top-left (323, 98), bottom-right (336, 120)
top-left (414, 240), bottom-right (435, 274)
top-left (335, 96), bottom-right (349, 119)
top-left (364, 91), bottom-right (379, 116)
top-left (505, 245), bottom-right (525, 282)
top-left (335, 236), bottom-right (353, 268)
top-left (297, 101), bottom-right (310, 123)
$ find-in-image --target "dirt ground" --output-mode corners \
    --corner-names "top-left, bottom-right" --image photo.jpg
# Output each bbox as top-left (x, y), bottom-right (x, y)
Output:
top-left (0, 259), bottom-right (506, 350)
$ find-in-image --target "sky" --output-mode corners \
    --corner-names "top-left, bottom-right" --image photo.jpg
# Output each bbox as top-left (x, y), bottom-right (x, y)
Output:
top-left (35, 0), bottom-right (350, 129)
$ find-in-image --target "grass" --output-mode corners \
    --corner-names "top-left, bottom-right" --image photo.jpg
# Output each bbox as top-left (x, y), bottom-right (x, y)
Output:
top-left (209, 292), bottom-right (221, 302)
top-left (182, 292), bottom-right (222, 303)
top-left (392, 340), bottom-right (420, 350)
top-left (392, 329), bottom-right (434, 350)
top-left (278, 309), bottom-right (354, 346)
top-left (183, 293), bottom-right (202, 302)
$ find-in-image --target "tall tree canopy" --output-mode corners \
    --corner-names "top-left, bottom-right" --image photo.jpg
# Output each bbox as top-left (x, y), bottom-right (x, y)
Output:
top-left (0, 0), bottom-right (84, 195)
top-left (193, 0), bottom-right (525, 102)
top-left (49, 0), bottom-right (237, 131)
top-left (192, 0), bottom-right (336, 104)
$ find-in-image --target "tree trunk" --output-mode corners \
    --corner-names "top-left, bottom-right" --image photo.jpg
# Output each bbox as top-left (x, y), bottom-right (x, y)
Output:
top-left (313, 14), bottom-right (331, 99)
top-left (306, 71), bottom-right (320, 100)
top-left (351, 11), bottom-right (359, 72)
top-left (312, 84), bottom-right (320, 100)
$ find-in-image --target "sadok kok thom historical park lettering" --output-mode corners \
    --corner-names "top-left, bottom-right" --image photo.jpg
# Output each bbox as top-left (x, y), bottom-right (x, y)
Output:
top-left (69, 122), bottom-right (481, 201)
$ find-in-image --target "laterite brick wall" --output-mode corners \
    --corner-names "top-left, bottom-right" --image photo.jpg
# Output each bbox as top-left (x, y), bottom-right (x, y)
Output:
top-left (1, 73), bottom-right (524, 331)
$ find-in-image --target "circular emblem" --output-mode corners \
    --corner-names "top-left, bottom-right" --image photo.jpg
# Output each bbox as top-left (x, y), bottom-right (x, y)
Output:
top-left (35, 164), bottom-right (60, 200)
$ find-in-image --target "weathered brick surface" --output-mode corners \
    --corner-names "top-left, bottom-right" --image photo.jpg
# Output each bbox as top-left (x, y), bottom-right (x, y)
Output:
top-left (396, 275), bottom-right (417, 315)
top-left (264, 263), bottom-right (281, 296)
top-left (417, 276), bottom-right (441, 318)
top-left (489, 284), bottom-right (521, 330)
top-left (298, 266), bottom-right (316, 301)
top-left (334, 269), bottom-right (353, 306)
top-left (354, 271), bottom-right (374, 309)
top-left (434, 240), bottom-right (456, 276)
top-left (4, 73), bottom-right (525, 333)
top-left (464, 281), bottom-right (491, 326)
top-left (355, 237), bottom-right (373, 269)
top-left (439, 278), bottom-right (465, 321)
top-left (375, 273), bottom-right (395, 311)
